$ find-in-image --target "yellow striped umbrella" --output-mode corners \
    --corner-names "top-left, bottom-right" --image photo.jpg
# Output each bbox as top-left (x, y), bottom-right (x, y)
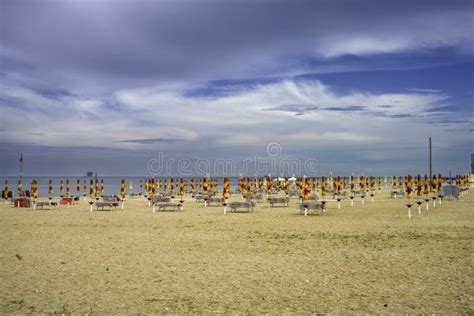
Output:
top-left (370, 176), bottom-right (375, 193)
top-left (311, 177), bottom-right (316, 191)
top-left (416, 175), bottom-right (422, 197)
top-left (423, 175), bottom-right (429, 196)
top-left (302, 177), bottom-right (310, 199)
top-left (17, 178), bottom-right (22, 196)
top-left (66, 178), bottom-right (70, 197)
top-left (3, 179), bottom-right (8, 196)
top-left (76, 179), bottom-right (81, 195)
top-left (31, 179), bottom-right (38, 198)
top-left (89, 178), bottom-right (94, 198)
top-left (179, 178), bottom-right (185, 197)
top-left (222, 176), bottom-right (230, 199)
top-left (266, 175), bottom-right (272, 194)
top-left (431, 174), bottom-right (437, 194)
top-left (406, 175), bottom-right (413, 199)
top-left (284, 177), bottom-right (289, 195)
top-left (359, 175), bottom-right (365, 192)
top-left (336, 176), bottom-right (342, 196)
top-left (95, 178), bottom-right (99, 195)
top-left (203, 177), bottom-right (208, 195)
top-left (437, 174), bottom-right (442, 192)
top-left (120, 178), bottom-right (126, 198)
top-left (190, 178), bottom-right (195, 194)
top-left (392, 176), bottom-right (397, 188)
top-left (59, 178), bottom-right (64, 193)
top-left (101, 178), bottom-right (105, 193)
top-left (170, 178), bottom-right (174, 193)
top-left (321, 176), bottom-right (326, 198)
top-left (48, 178), bottom-right (53, 195)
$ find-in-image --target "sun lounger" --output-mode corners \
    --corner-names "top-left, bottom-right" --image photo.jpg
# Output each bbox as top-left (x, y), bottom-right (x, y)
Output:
top-left (442, 185), bottom-right (460, 199)
top-left (228, 201), bottom-right (255, 213)
top-left (151, 196), bottom-right (171, 204)
top-left (244, 193), bottom-right (263, 203)
top-left (299, 202), bottom-right (324, 216)
top-left (34, 201), bottom-right (58, 210)
top-left (153, 202), bottom-right (183, 212)
top-left (390, 191), bottom-right (405, 198)
top-left (267, 197), bottom-right (289, 207)
top-left (95, 202), bottom-right (118, 211)
top-left (206, 197), bottom-right (224, 206)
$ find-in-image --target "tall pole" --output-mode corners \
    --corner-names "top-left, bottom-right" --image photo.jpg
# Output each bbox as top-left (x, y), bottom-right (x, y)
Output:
top-left (429, 137), bottom-right (432, 189)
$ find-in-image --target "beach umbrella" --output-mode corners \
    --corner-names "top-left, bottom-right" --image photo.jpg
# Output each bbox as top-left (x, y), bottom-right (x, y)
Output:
top-left (416, 175), bottom-right (422, 197)
top-left (17, 178), bottom-right (22, 196)
top-left (179, 178), bottom-right (185, 198)
top-left (321, 176), bottom-right (326, 200)
top-left (284, 177), bottom-right (289, 195)
top-left (94, 178), bottom-right (99, 195)
top-left (3, 179), bottom-right (8, 197)
top-left (48, 178), bottom-right (53, 195)
top-left (129, 180), bottom-right (133, 192)
top-left (311, 177), bottom-right (317, 191)
top-left (190, 178), bottom-right (195, 195)
top-left (120, 178), bottom-right (126, 198)
top-left (302, 176), bottom-right (310, 200)
top-left (76, 179), bottom-right (81, 195)
top-left (66, 178), bottom-right (70, 197)
top-left (266, 175), bottom-right (272, 194)
top-left (89, 179), bottom-right (94, 198)
top-left (203, 177), bottom-right (208, 195)
top-left (437, 174), bottom-right (443, 202)
top-left (101, 178), bottom-right (105, 193)
top-left (170, 178), bottom-right (174, 193)
top-left (31, 179), bottom-right (38, 198)
top-left (59, 178), bottom-right (64, 194)
top-left (431, 175), bottom-right (437, 194)
top-left (423, 175), bottom-right (429, 196)
top-left (406, 174), bottom-right (413, 218)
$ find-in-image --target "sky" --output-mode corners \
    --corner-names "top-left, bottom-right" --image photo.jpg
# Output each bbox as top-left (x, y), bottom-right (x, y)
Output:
top-left (0, 0), bottom-right (473, 176)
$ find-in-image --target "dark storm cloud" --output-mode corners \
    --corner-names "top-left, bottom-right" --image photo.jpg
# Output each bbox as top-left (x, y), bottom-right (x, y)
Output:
top-left (1, 0), bottom-right (472, 93)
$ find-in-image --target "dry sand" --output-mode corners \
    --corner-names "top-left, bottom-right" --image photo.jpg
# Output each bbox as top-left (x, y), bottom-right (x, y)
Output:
top-left (0, 188), bottom-right (473, 314)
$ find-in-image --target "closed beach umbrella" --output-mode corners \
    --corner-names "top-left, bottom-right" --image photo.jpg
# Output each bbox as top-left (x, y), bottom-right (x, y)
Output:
top-left (66, 178), bottom-right (70, 197)
top-left (170, 178), bottom-right (174, 193)
top-left (406, 175), bottom-right (413, 199)
top-left (321, 176), bottom-right (326, 198)
top-left (179, 178), bottom-right (184, 197)
top-left (17, 178), bottom-right (22, 196)
top-left (48, 178), bottom-right (53, 195)
top-left (190, 178), bottom-right (195, 194)
top-left (59, 178), bottom-right (64, 193)
top-left (266, 175), bottom-right (272, 194)
top-left (139, 179), bottom-right (143, 192)
top-left (3, 179), bottom-right (8, 197)
top-left (437, 174), bottom-right (442, 192)
top-left (101, 178), bottom-right (105, 193)
top-left (336, 176), bottom-right (342, 195)
top-left (359, 175), bottom-right (365, 193)
top-left (431, 175), bottom-right (437, 194)
top-left (423, 175), bottom-right (429, 196)
top-left (350, 175), bottom-right (355, 194)
top-left (89, 179), bottom-right (94, 198)
top-left (416, 175), bottom-right (422, 197)
top-left (31, 179), bottom-right (38, 198)
top-left (222, 176), bottom-right (230, 199)
top-left (76, 179), bottom-right (81, 195)
top-left (120, 178), bottom-right (126, 198)
top-left (203, 177), bottom-right (208, 195)
top-left (284, 177), bottom-right (289, 195)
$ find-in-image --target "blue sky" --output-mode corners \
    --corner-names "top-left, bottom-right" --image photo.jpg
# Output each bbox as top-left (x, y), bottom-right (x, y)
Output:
top-left (0, 0), bottom-right (473, 176)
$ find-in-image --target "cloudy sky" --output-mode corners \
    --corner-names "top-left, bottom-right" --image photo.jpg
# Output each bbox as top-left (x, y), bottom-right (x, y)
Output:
top-left (0, 0), bottom-right (473, 176)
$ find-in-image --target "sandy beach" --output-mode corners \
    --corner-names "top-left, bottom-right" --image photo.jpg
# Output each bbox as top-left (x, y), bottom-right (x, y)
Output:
top-left (0, 188), bottom-right (472, 314)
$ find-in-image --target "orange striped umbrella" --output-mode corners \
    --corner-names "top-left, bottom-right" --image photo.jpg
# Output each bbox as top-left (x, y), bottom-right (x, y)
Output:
top-left (59, 178), bottom-right (64, 193)
top-left (101, 178), bottom-right (105, 193)
top-left (284, 177), bottom-right (289, 195)
top-left (350, 175), bottom-right (355, 193)
top-left (190, 178), bottom-right (195, 194)
top-left (437, 174), bottom-right (442, 192)
top-left (416, 175), bottom-right (422, 196)
top-left (89, 179), bottom-right (94, 198)
top-left (203, 177), bottom-right (208, 195)
top-left (321, 176), bottom-right (326, 198)
top-left (222, 176), bottom-right (230, 199)
top-left (120, 178), bottom-right (126, 198)
top-left (423, 175), bottom-right (429, 196)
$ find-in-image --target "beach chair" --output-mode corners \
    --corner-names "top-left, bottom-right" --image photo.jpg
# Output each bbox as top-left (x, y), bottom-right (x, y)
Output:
top-left (298, 202), bottom-right (324, 216)
top-left (152, 202), bottom-right (183, 213)
top-left (228, 201), bottom-right (255, 213)
top-left (267, 197), bottom-right (289, 207)
top-left (94, 202), bottom-right (118, 211)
